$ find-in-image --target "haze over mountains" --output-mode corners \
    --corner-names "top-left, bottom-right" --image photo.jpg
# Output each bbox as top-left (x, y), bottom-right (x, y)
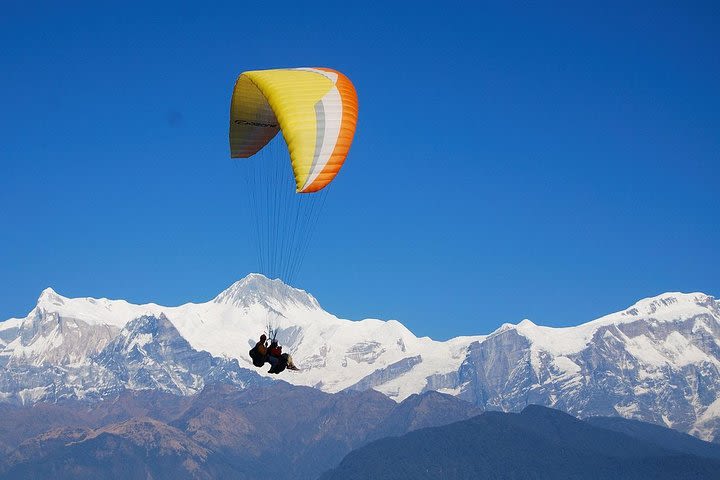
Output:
top-left (1, 274), bottom-right (719, 443)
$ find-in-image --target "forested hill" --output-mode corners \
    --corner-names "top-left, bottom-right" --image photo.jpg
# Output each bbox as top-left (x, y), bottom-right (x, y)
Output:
top-left (320, 405), bottom-right (720, 480)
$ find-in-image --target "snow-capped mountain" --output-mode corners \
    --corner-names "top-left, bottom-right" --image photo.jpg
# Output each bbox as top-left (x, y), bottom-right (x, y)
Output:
top-left (0, 275), bottom-right (474, 402)
top-left (1, 274), bottom-right (719, 442)
top-left (453, 293), bottom-right (720, 441)
top-left (0, 303), bottom-right (264, 403)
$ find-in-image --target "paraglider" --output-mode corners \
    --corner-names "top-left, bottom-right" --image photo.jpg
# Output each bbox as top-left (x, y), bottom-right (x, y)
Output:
top-left (231, 67), bottom-right (358, 374)
top-left (248, 332), bottom-right (299, 374)
top-left (229, 67), bottom-right (358, 283)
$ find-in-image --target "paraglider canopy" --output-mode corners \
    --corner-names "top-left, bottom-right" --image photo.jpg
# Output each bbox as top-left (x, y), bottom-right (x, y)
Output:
top-left (229, 67), bottom-right (358, 193)
top-left (228, 67), bottom-right (358, 282)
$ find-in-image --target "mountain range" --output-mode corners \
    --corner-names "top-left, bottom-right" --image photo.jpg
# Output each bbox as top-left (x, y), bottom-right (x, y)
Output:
top-left (0, 385), bottom-right (481, 479)
top-left (3, 387), bottom-right (720, 480)
top-left (1, 274), bottom-right (719, 443)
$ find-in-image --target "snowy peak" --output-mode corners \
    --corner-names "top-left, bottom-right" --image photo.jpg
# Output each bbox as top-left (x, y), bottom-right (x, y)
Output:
top-left (28, 287), bottom-right (164, 329)
top-left (94, 314), bottom-right (262, 396)
top-left (620, 292), bottom-right (717, 320)
top-left (106, 314), bottom-right (181, 355)
top-left (513, 293), bottom-right (716, 330)
top-left (212, 273), bottom-right (321, 311)
top-left (488, 292), bottom-right (719, 352)
top-left (36, 288), bottom-right (66, 309)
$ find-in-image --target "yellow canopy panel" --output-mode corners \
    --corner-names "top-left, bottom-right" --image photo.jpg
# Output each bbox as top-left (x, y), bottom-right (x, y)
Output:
top-left (229, 67), bottom-right (358, 193)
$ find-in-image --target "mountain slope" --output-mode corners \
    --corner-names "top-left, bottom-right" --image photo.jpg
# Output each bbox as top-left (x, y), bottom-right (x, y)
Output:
top-left (3, 418), bottom-right (242, 480)
top-left (586, 415), bottom-right (720, 461)
top-left (320, 406), bottom-right (720, 480)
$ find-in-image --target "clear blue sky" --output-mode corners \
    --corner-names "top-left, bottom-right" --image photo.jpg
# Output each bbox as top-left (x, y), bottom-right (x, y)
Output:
top-left (1, 1), bottom-right (718, 339)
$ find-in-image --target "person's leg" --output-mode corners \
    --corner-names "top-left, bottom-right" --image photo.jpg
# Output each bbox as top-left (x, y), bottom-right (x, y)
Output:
top-left (267, 355), bottom-right (278, 372)
top-left (286, 354), bottom-right (297, 370)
